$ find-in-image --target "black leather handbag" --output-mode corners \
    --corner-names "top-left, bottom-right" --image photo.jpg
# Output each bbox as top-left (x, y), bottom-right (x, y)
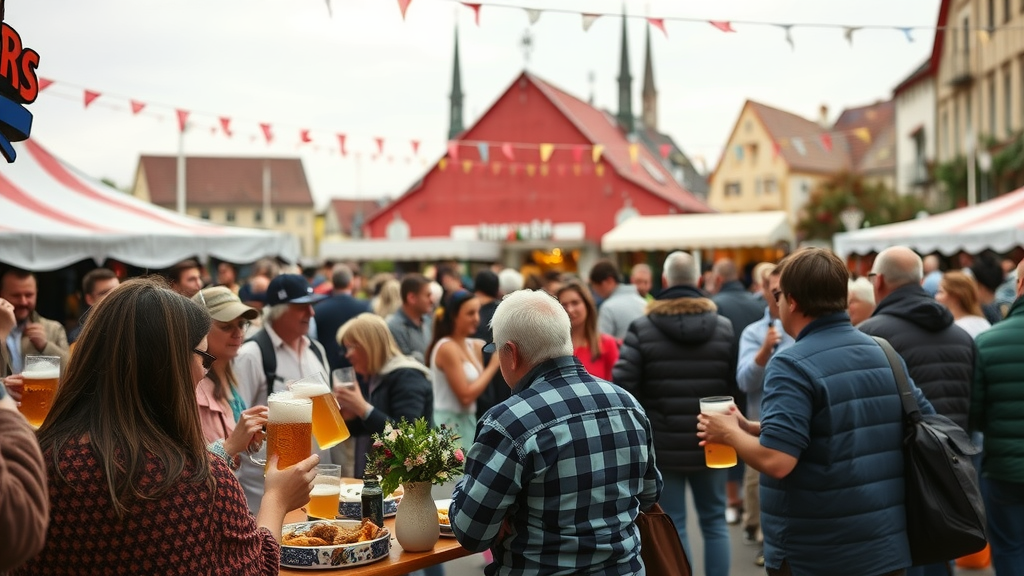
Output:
top-left (873, 337), bottom-right (988, 566)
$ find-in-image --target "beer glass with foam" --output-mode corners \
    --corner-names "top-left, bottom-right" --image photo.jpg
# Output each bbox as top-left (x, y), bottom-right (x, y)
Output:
top-left (288, 373), bottom-right (350, 449)
top-left (20, 355), bottom-right (60, 428)
top-left (308, 464), bottom-right (342, 520)
top-left (699, 396), bottom-right (738, 468)
top-left (250, 391), bottom-right (313, 472)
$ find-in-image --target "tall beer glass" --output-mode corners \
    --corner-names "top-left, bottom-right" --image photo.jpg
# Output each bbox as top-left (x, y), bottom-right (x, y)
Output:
top-left (700, 396), bottom-right (738, 468)
top-left (308, 464), bottom-right (342, 520)
top-left (289, 374), bottom-right (350, 449)
top-left (254, 391), bottom-right (313, 472)
top-left (20, 355), bottom-right (60, 428)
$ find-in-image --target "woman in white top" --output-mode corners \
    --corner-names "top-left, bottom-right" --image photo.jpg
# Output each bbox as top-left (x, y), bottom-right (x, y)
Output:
top-left (426, 290), bottom-right (499, 450)
top-left (936, 270), bottom-right (992, 339)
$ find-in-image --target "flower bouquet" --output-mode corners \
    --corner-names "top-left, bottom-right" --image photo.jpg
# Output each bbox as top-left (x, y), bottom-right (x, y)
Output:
top-left (365, 418), bottom-right (465, 496)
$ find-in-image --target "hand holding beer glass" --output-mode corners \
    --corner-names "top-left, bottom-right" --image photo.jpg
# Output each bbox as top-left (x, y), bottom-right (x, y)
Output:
top-left (699, 396), bottom-right (738, 468)
top-left (307, 464), bottom-right (342, 520)
top-left (289, 373), bottom-right (350, 449)
top-left (19, 355), bottom-right (60, 428)
top-left (250, 391), bottom-right (313, 471)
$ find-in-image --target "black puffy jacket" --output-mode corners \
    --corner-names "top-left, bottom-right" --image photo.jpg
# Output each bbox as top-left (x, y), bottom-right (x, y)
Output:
top-left (612, 285), bottom-right (735, 474)
top-left (858, 283), bottom-right (975, 429)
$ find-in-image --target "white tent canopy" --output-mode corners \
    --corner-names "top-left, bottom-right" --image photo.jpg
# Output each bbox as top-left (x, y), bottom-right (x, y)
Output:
top-left (601, 211), bottom-right (793, 252)
top-left (320, 238), bottom-right (502, 262)
top-left (0, 140), bottom-right (300, 271)
top-left (833, 187), bottom-right (1024, 258)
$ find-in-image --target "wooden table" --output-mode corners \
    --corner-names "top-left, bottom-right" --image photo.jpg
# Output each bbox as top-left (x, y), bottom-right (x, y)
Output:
top-left (278, 511), bottom-right (473, 575)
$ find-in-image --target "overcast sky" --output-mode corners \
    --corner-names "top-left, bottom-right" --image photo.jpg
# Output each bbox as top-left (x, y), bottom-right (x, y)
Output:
top-left (10, 0), bottom-right (939, 209)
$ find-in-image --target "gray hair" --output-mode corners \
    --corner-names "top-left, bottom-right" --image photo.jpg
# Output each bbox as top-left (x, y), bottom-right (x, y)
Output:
top-left (873, 246), bottom-right (923, 287)
top-left (491, 289), bottom-right (573, 367)
top-left (498, 268), bottom-right (524, 296)
top-left (663, 251), bottom-right (698, 287)
top-left (848, 277), bottom-right (875, 305)
top-left (265, 303), bottom-right (289, 324)
top-left (332, 264), bottom-right (353, 290)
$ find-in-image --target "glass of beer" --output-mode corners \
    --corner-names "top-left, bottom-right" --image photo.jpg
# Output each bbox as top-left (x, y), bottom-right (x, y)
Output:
top-left (332, 367), bottom-right (357, 393)
top-left (250, 391), bottom-right (313, 472)
top-left (700, 396), bottom-right (738, 468)
top-left (20, 355), bottom-right (60, 428)
top-left (308, 464), bottom-right (342, 520)
top-left (289, 373), bottom-right (350, 449)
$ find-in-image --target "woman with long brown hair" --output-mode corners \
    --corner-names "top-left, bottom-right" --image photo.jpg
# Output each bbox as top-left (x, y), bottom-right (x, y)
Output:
top-left (936, 271), bottom-right (991, 339)
top-left (556, 281), bottom-right (620, 380)
top-left (17, 278), bottom-right (318, 575)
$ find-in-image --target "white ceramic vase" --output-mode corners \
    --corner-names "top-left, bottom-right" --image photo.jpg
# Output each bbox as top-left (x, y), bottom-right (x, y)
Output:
top-left (394, 482), bottom-right (440, 552)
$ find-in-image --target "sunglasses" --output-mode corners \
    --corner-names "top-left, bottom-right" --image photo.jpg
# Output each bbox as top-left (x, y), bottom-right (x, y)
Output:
top-left (194, 348), bottom-right (217, 374)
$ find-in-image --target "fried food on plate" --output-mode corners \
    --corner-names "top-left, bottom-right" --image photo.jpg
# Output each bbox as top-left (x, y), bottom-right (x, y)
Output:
top-left (283, 519), bottom-right (384, 547)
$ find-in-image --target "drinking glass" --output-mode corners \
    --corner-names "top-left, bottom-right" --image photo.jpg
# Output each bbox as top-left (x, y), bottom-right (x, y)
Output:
top-left (332, 367), bottom-right (357, 392)
top-left (249, 391), bottom-right (313, 471)
top-left (20, 355), bottom-right (60, 428)
top-left (308, 464), bottom-right (342, 520)
top-left (700, 396), bottom-right (738, 468)
top-left (289, 373), bottom-right (350, 449)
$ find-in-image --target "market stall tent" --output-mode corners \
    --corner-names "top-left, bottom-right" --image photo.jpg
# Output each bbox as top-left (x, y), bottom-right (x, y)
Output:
top-left (0, 139), bottom-right (300, 271)
top-left (833, 187), bottom-right (1024, 258)
top-left (601, 211), bottom-right (793, 252)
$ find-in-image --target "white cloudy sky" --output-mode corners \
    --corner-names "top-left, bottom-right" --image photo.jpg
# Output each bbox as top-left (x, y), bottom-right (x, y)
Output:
top-left (10, 0), bottom-right (939, 208)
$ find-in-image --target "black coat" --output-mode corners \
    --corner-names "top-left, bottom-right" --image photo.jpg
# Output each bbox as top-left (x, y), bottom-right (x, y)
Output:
top-left (858, 283), bottom-right (975, 429)
top-left (613, 285), bottom-right (735, 474)
top-left (312, 293), bottom-right (371, 372)
top-left (348, 361), bottom-right (434, 438)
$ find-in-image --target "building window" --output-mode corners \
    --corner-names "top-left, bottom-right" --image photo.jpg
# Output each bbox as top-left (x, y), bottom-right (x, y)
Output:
top-left (954, 101), bottom-right (961, 155)
top-left (987, 0), bottom-right (995, 31)
top-left (275, 209), bottom-right (285, 225)
top-left (754, 177), bottom-right (764, 196)
top-left (725, 182), bottom-right (741, 197)
top-left (297, 213), bottom-right (306, 226)
top-left (253, 209), bottom-right (263, 224)
top-left (964, 17), bottom-right (971, 58)
top-left (225, 209), bottom-right (236, 223)
top-left (749, 143), bottom-right (759, 164)
top-left (989, 74), bottom-right (997, 137)
top-left (765, 178), bottom-right (778, 195)
top-left (199, 209), bottom-right (210, 221)
top-left (1005, 0), bottom-right (1012, 22)
top-left (1005, 66), bottom-right (1013, 135)
top-left (744, 120), bottom-right (753, 133)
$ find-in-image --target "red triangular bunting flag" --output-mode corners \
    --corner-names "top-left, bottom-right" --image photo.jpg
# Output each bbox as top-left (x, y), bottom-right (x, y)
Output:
top-left (375, 137), bottom-right (385, 155)
top-left (411, 140), bottom-right (421, 155)
top-left (130, 100), bottom-right (146, 115)
top-left (83, 90), bottom-right (101, 108)
top-left (659, 143), bottom-right (671, 159)
top-left (397, 0), bottom-right (412, 19)
top-left (220, 117), bottom-right (233, 137)
top-left (820, 133), bottom-right (833, 152)
top-left (260, 123), bottom-right (273, 144)
top-left (647, 18), bottom-right (667, 37)
top-left (447, 141), bottom-right (460, 162)
top-left (38, 78), bottom-right (54, 92)
top-left (462, 3), bottom-right (481, 26)
top-left (301, 129), bottom-right (313, 143)
top-left (176, 109), bottom-right (189, 132)
top-left (709, 21), bottom-right (736, 33)
top-left (337, 134), bottom-right (347, 156)
top-left (501, 142), bottom-right (515, 161)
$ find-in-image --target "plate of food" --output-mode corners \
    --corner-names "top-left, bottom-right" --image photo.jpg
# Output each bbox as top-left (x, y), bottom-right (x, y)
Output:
top-left (435, 499), bottom-right (455, 538)
top-left (337, 484), bottom-right (403, 520)
top-left (280, 519), bottom-right (390, 570)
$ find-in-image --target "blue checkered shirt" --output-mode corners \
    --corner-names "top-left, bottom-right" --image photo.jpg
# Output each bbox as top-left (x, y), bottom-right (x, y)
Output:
top-left (450, 356), bottom-right (663, 576)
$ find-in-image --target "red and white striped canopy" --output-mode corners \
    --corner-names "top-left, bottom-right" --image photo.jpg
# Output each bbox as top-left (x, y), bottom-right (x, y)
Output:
top-left (0, 140), bottom-right (299, 271)
top-left (834, 187), bottom-right (1024, 258)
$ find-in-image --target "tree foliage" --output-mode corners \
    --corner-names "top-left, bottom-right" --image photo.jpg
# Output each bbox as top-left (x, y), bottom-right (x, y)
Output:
top-left (796, 172), bottom-right (926, 241)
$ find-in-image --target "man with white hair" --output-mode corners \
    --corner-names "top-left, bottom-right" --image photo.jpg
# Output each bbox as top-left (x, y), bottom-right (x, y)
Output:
top-left (497, 268), bottom-right (524, 297)
top-left (847, 276), bottom-right (876, 326)
top-left (450, 290), bottom-right (662, 575)
top-left (613, 250), bottom-right (735, 576)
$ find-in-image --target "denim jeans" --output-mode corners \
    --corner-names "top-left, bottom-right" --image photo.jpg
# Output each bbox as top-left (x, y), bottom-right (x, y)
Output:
top-left (982, 477), bottom-right (1024, 575)
top-left (658, 468), bottom-right (730, 576)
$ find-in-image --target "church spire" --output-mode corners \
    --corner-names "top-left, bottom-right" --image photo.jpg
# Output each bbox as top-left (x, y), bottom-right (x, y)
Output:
top-left (616, 9), bottom-right (634, 134)
top-left (641, 23), bottom-right (658, 132)
top-left (448, 24), bottom-right (465, 140)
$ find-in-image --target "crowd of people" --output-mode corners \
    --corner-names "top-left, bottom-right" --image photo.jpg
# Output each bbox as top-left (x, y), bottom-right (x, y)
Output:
top-left (1, 246), bottom-right (1022, 576)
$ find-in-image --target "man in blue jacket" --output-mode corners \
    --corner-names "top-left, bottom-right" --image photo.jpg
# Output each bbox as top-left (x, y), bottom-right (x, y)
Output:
top-left (699, 247), bottom-right (934, 576)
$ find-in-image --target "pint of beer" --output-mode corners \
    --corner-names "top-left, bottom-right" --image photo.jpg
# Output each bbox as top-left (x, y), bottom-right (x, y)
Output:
top-left (308, 464), bottom-right (342, 520)
top-left (289, 374), bottom-right (350, 449)
top-left (262, 391), bottom-right (313, 472)
top-left (699, 396), bottom-right (738, 469)
top-left (20, 356), bottom-right (60, 428)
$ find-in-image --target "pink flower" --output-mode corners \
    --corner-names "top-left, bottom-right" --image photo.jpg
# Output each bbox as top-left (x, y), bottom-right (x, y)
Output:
top-left (454, 449), bottom-right (465, 463)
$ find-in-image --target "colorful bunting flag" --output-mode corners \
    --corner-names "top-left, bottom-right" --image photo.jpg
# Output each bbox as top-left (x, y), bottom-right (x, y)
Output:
top-left (397, 0), bottom-right (412, 20)
top-left (843, 26), bottom-right (860, 45)
top-left (571, 145), bottom-right (584, 163)
top-left (438, 158), bottom-right (448, 171)
top-left (648, 18), bottom-right (667, 37)
top-left (301, 129), bottom-right (313, 144)
top-left (462, 3), bottom-right (481, 26)
top-left (260, 123), bottom-right (273, 144)
top-left (176, 109), bottom-right (189, 133)
top-left (477, 142), bottom-right (490, 163)
top-left (462, 160), bottom-right (473, 173)
top-left (491, 162), bottom-right (502, 175)
top-left (540, 164), bottom-right (549, 177)
top-left (447, 141), bottom-right (459, 161)
top-left (582, 14), bottom-right (601, 32)
top-left (779, 24), bottom-right (794, 50)
top-left (539, 143), bottom-right (554, 163)
top-left (772, 141), bottom-right (781, 158)
top-left (38, 78), bottom-right (53, 92)
top-left (501, 143), bottom-right (515, 161)
top-left (628, 143), bottom-right (639, 167)
top-left (526, 164), bottom-right (536, 177)
top-left (130, 100), bottom-right (146, 115)
top-left (525, 9), bottom-right (541, 25)
top-left (820, 133), bottom-right (832, 152)
top-left (592, 144), bottom-right (604, 163)
top-left (220, 117), bottom-right (233, 137)
top-left (337, 133), bottom-right (348, 156)
top-left (84, 90), bottom-right (101, 108)
top-left (709, 21), bottom-right (735, 33)
top-left (595, 164), bottom-right (605, 177)
top-left (659, 143), bottom-right (671, 159)
top-left (900, 27), bottom-right (914, 42)
top-left (854, 127), bottom-right (872, 143)
top-left (375, 137), bottom-right (385, 155)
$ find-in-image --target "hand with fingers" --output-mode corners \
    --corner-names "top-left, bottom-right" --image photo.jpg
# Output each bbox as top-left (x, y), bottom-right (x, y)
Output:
top-left (225, 405), bottom-right (268, 459)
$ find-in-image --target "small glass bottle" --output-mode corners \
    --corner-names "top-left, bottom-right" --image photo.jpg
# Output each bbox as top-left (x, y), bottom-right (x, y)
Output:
top-left (361, 473), bottom-right (385, 527)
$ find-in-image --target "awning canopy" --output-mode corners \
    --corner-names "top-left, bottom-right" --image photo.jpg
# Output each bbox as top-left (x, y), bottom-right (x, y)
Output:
top-left (601, 211), bottom-right (793, 252)
top-left (833, 187), bottom-right (1024, 258)
top-left (0, 140), bottom-right (300, 271)
top-left (320, 237), bottom-right (502, 262)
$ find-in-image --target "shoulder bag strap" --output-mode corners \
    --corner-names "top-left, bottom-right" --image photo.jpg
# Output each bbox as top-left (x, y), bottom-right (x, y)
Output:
top-left (871, 336), bottom-right (921, 419)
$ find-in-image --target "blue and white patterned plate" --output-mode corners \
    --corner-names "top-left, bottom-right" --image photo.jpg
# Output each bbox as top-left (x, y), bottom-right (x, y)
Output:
top-left (280, 520), bottom-right (390, 570)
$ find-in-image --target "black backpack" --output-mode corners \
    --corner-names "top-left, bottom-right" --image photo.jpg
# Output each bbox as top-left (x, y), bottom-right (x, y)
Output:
top-left (248, 329), bottom-right (328, 394)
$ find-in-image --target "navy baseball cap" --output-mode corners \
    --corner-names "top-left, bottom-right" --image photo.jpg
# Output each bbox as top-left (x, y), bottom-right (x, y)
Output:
top-left (266, 274), bottom-right (327, 306)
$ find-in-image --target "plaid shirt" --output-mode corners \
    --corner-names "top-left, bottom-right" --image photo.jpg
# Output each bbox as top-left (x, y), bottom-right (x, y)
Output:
top-left (450, 356), bottom-right (662, 576)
